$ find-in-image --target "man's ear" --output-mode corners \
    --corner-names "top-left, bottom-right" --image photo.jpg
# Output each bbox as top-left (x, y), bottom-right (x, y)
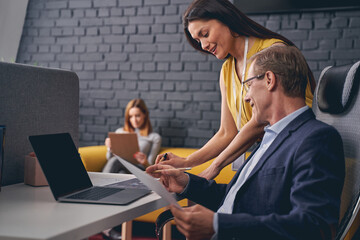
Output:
top-left (265, 71), bottom-right (277, 91)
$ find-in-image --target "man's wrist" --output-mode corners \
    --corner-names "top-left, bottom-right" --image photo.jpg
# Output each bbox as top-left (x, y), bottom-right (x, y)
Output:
top-left (179, 173), bottom-right (190, 195)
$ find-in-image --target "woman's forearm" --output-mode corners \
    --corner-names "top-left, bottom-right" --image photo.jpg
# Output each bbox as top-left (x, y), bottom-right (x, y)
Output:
top-left (186, 127), bottom-right (237, 167)
top-left (211, 118), bottom-right (265, 170)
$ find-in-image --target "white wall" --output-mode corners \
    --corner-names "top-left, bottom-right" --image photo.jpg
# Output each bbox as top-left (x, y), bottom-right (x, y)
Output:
top-left (0, 0), bottom-right (28, 62)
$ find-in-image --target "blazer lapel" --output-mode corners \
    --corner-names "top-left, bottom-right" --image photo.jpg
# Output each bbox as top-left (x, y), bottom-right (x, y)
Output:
top-left (237, 109), bottom-right (315, 191)
top-left (225, 143), bottom-right (262, 194)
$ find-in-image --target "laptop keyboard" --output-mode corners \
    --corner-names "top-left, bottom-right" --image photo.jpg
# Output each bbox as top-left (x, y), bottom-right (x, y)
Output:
top-left (67, 187), bottom-right (123, 201)
top-left (106, 178), bottom-right (149, 190)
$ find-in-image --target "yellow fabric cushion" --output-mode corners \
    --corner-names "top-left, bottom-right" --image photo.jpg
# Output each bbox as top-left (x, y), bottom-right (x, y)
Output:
top-left (79, 145), bottom-right (107, 172)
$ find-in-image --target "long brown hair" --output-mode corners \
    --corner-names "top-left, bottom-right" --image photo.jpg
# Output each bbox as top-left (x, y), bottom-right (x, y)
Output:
top-left (183, 0), bottom-right (315, 92)
top-left (123, 98), bottom-right (152, 136)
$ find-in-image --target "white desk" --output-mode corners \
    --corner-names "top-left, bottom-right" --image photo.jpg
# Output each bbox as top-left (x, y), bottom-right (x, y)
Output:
top-left (0, 172), bottom-right (169, 240)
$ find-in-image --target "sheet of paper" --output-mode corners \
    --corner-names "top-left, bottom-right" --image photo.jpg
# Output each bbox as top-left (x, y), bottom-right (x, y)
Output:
top-left (115, 155), bottom-right (181, 209)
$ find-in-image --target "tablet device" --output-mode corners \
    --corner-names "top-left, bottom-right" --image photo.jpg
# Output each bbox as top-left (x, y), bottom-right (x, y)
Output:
top-left (109, 132), bottom-right (140, 165)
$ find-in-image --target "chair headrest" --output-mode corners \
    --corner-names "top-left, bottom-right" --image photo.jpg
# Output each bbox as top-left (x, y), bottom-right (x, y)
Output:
top-left (316, 61), bottom-right (360, 114)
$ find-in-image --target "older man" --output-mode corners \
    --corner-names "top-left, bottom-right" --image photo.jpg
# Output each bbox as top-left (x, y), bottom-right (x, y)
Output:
top-left (147, 46), bottom-right (345, 240)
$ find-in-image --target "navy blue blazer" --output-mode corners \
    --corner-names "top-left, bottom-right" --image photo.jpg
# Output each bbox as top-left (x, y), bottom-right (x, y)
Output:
top-left (180, 109), bottom-right (345, 240)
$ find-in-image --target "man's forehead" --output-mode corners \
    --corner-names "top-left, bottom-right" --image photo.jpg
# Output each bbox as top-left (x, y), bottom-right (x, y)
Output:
top-left (248, 60), bottom-right (257, 76)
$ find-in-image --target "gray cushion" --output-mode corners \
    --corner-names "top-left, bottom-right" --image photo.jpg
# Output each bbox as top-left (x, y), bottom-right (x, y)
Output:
top-left (317, 61), bottom-right (360, 114)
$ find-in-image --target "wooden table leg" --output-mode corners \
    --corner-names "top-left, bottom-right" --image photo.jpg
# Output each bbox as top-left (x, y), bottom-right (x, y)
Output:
top-left (162, 221), bottom-right (172, 240)
top-left (121, 221), bottom-right (133, 240)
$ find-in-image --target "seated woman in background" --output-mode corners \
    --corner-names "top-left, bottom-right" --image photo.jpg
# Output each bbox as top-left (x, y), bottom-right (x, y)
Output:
top-left (102, 98), bottom-right (161, 173)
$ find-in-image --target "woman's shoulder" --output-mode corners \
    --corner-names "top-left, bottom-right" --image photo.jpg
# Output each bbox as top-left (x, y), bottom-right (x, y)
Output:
top-left (262, 38), bottom-right (285, 46)
top-left (250, 38), bottom-right (285, 55)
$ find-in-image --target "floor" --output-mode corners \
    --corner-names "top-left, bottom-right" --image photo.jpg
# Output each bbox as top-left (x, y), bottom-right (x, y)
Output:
top-left (88, 221), bottom-right (185, 240)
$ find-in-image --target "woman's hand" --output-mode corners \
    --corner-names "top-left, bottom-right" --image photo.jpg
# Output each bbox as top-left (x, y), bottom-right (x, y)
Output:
top-left (197, 163), bottom-right (221, 180)
top-left (155, 152), bottom-right (191, 168)
top-left (134, 152), bottom-right (149, 167)
top-left (104, 138), bottom-right (111, 149)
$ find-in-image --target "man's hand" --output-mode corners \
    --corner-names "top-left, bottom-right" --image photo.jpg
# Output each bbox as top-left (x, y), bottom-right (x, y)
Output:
top-left (146, 164), bottom-right (189, 193)
top-left (170, 204), bottom-right (215, 240)
top-left (155, 152), bottom-right (190, 168)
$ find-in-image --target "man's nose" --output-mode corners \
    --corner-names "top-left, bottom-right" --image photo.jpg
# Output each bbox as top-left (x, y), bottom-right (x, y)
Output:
top-left (244, 91), bottom-right (250, 103)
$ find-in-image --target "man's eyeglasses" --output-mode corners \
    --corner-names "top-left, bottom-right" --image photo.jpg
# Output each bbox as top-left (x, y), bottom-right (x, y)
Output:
top-left (242, 73), bottom-right (265, 91)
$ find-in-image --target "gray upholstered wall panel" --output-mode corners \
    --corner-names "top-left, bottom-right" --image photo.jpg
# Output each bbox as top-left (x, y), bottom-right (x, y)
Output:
top-left (0, 62), bottom-right (79, 185)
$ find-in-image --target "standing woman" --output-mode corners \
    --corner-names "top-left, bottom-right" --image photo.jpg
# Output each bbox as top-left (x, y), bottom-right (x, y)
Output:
top-left (156, 0), bottom-right (315, 179)
top-left (102, 98), bottom-right (161, 172)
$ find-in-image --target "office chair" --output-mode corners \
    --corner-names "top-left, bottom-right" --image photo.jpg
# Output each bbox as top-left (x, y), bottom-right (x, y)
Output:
top-left (312, 60), bottom-right (360, 240)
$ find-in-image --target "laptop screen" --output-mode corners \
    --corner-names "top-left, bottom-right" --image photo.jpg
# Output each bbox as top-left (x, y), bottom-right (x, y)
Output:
top-left (29, 133), bottom-right (92, 199)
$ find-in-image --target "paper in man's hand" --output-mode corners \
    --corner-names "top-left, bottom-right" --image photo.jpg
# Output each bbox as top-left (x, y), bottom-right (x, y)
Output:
top-left (115, 155), bottom-right (182, 209)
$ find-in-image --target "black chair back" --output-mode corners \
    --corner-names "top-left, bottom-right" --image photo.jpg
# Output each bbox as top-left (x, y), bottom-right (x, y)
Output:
top-left (312, 61), bottom-right (360, 240)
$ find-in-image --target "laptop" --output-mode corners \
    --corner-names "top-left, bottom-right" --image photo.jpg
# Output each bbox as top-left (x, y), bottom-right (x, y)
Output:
top-left (28, 133), bottom-right (151, 205)
top-left (108, 132), bottom-right (139, 165)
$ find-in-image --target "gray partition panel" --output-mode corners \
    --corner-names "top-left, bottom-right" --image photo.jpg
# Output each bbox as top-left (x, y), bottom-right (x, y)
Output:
top-left (0, 62), bottom-right (79, 185)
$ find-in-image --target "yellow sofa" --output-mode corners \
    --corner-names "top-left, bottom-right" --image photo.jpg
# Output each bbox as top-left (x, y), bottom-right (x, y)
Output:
top-left (78, 146), bottom-right (236, 224)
